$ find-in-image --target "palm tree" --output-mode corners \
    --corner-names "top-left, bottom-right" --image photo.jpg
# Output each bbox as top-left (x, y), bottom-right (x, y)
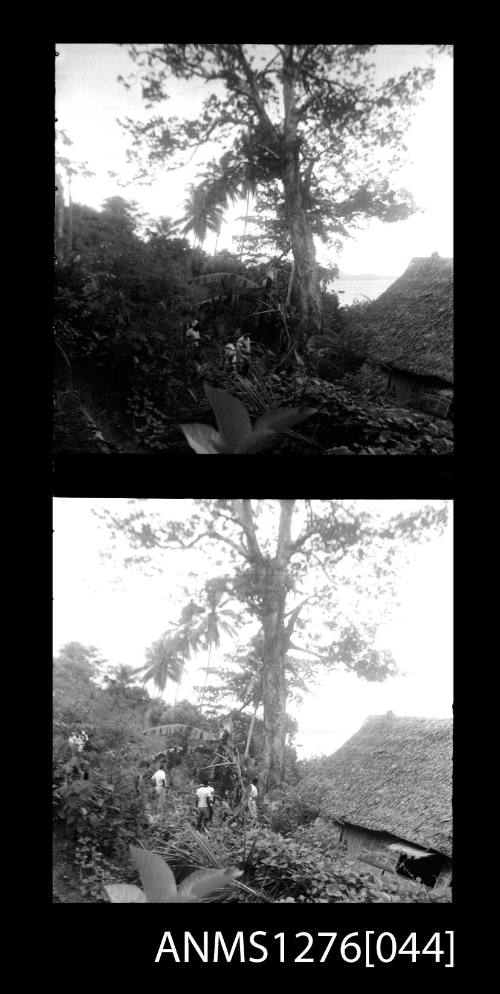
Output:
top-left (178, 185), bottom-right (225, 249)
top-left (104, 663), bottom-right (142, 701)
top-left (139, 634), bottom-right (185, 698)
top-left (197, 590), bottom-right (239, 714)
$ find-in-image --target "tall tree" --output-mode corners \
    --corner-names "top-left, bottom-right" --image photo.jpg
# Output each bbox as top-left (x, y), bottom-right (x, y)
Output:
top-left (55, 128), bottom-right (95, 260)
top-left (119, 44), bottom-right (442, 339)
top-left (194, 581), bottom-right (239, 713)
top-left (99, 499), bottom-right (448, 789)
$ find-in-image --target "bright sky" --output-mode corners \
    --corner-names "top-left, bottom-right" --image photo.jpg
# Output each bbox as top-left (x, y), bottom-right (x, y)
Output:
top-left (53, 499), bottom-right (453, 758)
top-left (55, 44), bottom-right (453, 277)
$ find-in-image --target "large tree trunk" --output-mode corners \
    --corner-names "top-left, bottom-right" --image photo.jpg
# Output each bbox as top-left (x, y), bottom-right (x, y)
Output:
top-left (282, 158), bottom-right (322, 340)
top-left (259, 499), bottom-right (296, 790)
top-left (261, 569), bottom-right (288, 790)
top-left (55, 172), bottom-right (65, 263)
top-left (281, 48), bottom-right (322, 341)
top-left (232, 499), bottom-right (296, 791)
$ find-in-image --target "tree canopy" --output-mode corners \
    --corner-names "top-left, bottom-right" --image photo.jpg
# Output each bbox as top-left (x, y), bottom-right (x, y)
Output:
top-left (98, 499), bottom-right (448, 788)
top-left (118, 44), bottom-right (441, 337)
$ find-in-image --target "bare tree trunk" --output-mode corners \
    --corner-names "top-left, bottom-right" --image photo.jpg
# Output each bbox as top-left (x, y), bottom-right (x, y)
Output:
top-left (281, 160), bottom-right (322, 340)
top-left (260, 500), bottom-right (296, 790)
top-left (199, 641), bottom-right (213, 715)
top-left (281, 49), bottom-right (322, 341)
top-left (243, 701), bottom-right (259, 761)
top-left (261, 579), bottom-right (288, 790)
top-left (286, 259), bottom-right (296, 308)
top-left (229, 499), bottom-right (297, 791)
top-left (55, 172), bottom-right (65, 262)
top-left (67, 177), bottom-right (73, 257)
top-left (174, 662), bottom-right (186, 704)
top-left (239, 188), bottom-right (251, 262)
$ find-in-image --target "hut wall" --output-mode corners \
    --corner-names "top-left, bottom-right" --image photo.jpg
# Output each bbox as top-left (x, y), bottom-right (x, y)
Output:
top-left (341, 824), bottom-right (394, 860)
top-left (387, 370), bottom-right (453, 416)
top-left (341, 823), bottom-right (451, 890)
top-left (435, 860), bottom-right (452, 891)
top-left (390, 372), bottom-right (414, 405)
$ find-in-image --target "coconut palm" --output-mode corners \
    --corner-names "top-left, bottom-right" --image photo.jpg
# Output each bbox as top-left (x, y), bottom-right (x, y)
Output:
top-left (104, 663), bottom-right (142, 702)
top-left (178, 185), bottom-right (225, 248)
top-left (183, 152), bottom-right (258, 257)
top-left (196, 589), bottom-right (239, 714)
top-left (139, 634), bottom-right (185, 698)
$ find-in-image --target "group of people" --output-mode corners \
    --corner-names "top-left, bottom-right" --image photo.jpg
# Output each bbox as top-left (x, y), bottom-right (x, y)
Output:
top-left (195, 775), bottom-right (259, 830)
top-left (184, 319), bottom-right (252, 375)
top-left (223, 332), bottom-right (251, 375)
top-left (150, 764), bottom-right (259, 831)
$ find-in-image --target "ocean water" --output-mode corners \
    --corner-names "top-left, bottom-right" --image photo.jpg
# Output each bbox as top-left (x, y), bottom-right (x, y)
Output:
top-left (328, 277), bottom-right (396, 306)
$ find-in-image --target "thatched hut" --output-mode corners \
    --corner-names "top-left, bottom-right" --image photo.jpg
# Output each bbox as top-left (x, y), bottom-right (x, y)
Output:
top-left (298, 713), bottom-right (452, 891)
top-left (352, 256), bottom-right (453, 417)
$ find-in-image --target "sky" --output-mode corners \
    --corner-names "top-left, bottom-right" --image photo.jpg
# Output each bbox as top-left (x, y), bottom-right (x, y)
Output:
top-left (55, 43), bottom-right (453, 278)
top-left (53, 499), bottom-right (453, 758)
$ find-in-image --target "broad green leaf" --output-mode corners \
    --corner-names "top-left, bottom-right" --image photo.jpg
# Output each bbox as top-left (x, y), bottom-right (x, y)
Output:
top-left (204, 384), bottom-right (252, 451)
top-left (254, 406), bottom-right (318, 435)
top-left (130, 846), bottom-right (178, 903)
top-left (178, 867), bottom-right (243, 899)
top-left (180, 422), bottom-right (222, 454)
top-left (103, 883), bottom-right (147, 903)
top-left (233, 429), bottom-right (277, 454)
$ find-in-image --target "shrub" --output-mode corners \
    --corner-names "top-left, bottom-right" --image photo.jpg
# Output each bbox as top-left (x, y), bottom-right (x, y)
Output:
top-left (341, 362), bottom-right (388, 399)
top-left (262, 788), bottom-right (319, 835)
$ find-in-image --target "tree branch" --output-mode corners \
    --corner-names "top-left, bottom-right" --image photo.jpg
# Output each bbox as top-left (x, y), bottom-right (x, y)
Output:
top-left (232, 500), bottom-right (263, 561)
top-left (276, 500), bottom-right (296, 564)
top-left (233, 44), bottom-right (280, 139)
top-left (289, 641), bottom-right (331, 662)
top-left (156, 530), bottom-right (247, 558)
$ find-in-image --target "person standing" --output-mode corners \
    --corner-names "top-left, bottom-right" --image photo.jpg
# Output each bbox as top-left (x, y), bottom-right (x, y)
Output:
top-left (247, 776), bottom-right (258, 821)
top-left (185, 320), bottom-right (201, 357)
top-left (151, 764), bottom-right (167, 814)
top-left (195, 778), bottom-right (214, 831)
top-left (236, 333), bottom-right (251, 376)
top-left (223, 340), bottom-right (237, 373)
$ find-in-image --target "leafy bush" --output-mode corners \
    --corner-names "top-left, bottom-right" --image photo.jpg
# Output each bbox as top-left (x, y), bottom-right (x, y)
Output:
top-left (340, 362), bottom-right (388, 398)
top-left (262, 788), bottom-right (320, 835)
top-left (74, 836), bottom-right (122, 901)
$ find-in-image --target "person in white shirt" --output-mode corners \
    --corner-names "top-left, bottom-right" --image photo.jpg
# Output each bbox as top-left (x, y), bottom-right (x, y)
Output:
top-left (151, 765), bottom-right (167, 813)
top-left (185, 320), bottom-right (201, 356)
top-left (247, 776), bottom-right (258, 820)
top-left (195, 778), bottom-right (215, 831)
top-left (236, 333), bottom-right (251, 375)
top-left (224, 341), bottom-right (237, 372)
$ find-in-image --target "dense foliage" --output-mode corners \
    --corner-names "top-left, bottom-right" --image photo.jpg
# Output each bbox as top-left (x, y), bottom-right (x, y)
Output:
top-left (54, 196), bottom-right (453, 455)
top-left (53, 639), bottom-right (450, 904)
top-left (118, 44), bottom-right (443, 337)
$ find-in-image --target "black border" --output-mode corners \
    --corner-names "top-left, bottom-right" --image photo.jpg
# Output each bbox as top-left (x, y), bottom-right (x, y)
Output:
top-left (47, 31), bottom-right (459, 981)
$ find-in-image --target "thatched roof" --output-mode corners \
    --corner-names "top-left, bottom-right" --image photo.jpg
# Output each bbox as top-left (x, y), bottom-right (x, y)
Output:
top-left (298, 714), bottom-right (452, 856)
top-left (353, 257), bottom-right (453, 383)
